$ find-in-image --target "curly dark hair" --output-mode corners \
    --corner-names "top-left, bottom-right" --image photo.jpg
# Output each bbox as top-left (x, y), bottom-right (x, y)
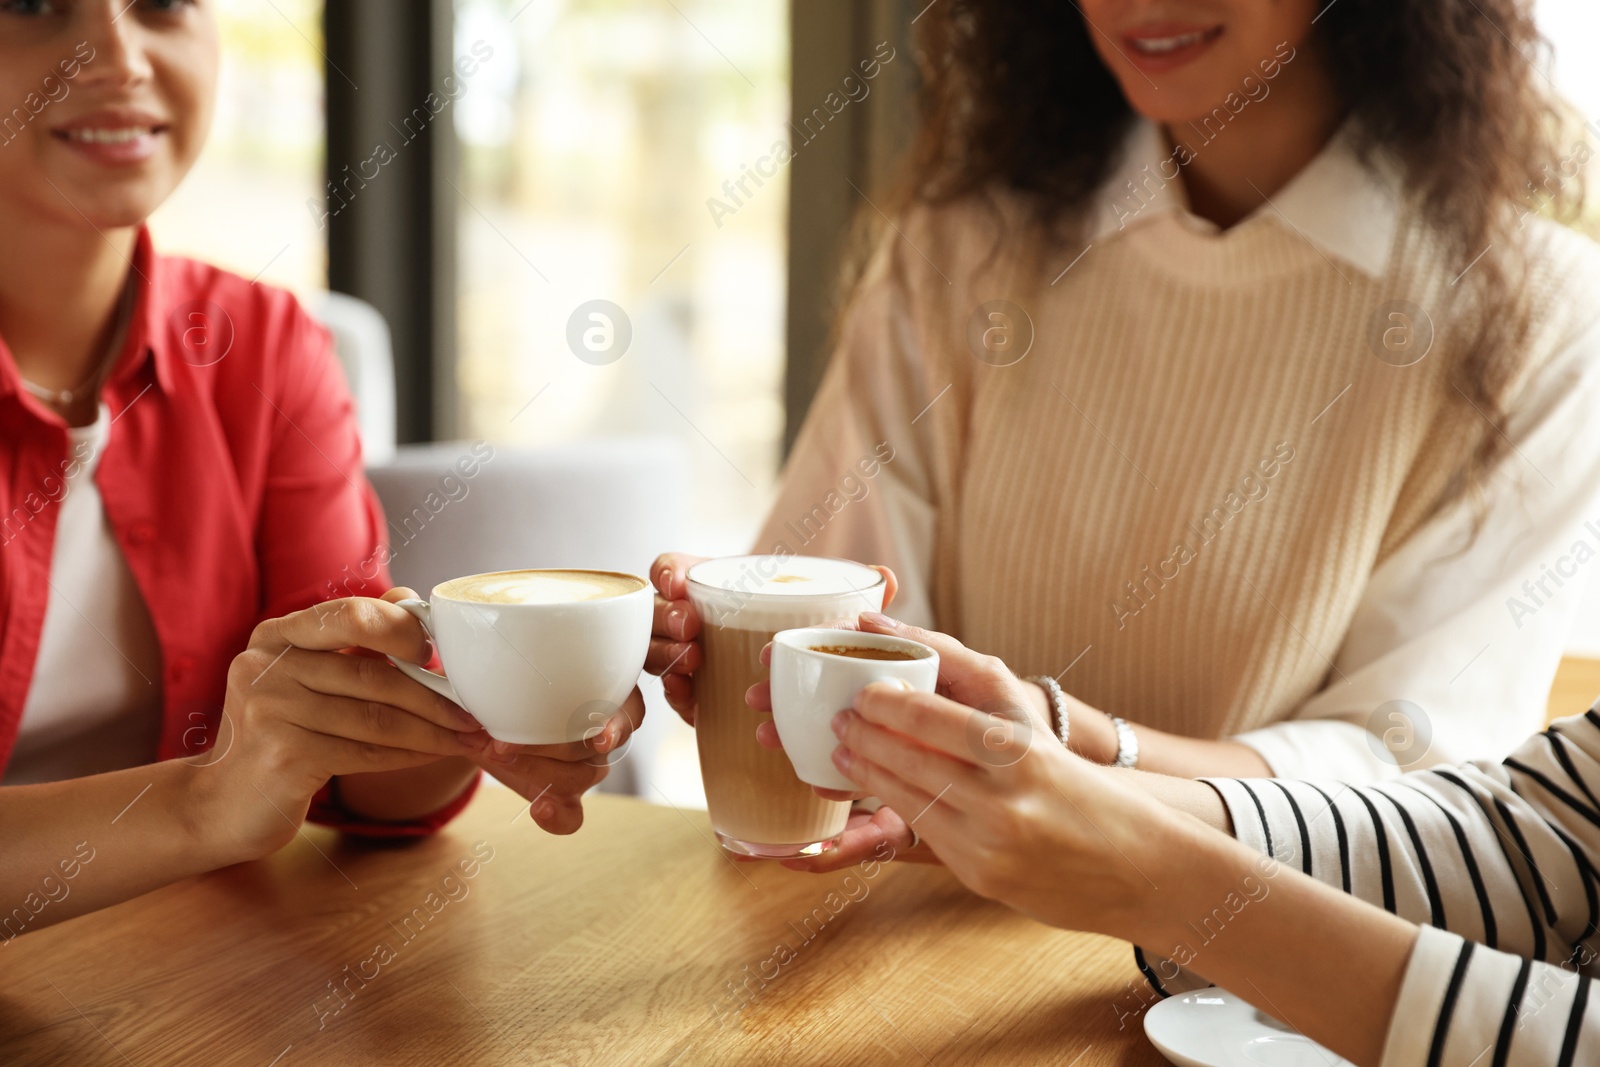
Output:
top-left (864, 0), bottom-right (1590, 502)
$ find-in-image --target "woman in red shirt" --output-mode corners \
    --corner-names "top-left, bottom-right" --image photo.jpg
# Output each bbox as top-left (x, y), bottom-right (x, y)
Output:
top-left (0, 0), bottom-right (634, 934)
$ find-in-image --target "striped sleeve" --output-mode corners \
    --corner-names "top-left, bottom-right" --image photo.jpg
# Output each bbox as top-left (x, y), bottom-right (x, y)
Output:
top-left (1379, 926), bottom-right (1599, 1067)
top-left (1203, 712), bottom-right (1600, 969)
top-left (1143, 707), bottom-right (1600, 1064)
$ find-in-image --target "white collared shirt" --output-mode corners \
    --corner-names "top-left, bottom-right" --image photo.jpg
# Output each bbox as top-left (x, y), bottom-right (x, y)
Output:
top-left (1089, 119), bottom-right (1407, 274)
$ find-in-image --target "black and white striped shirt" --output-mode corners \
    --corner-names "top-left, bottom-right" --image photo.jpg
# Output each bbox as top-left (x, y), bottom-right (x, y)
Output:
top-left (1138, 707), bottom-right (1600, 1066)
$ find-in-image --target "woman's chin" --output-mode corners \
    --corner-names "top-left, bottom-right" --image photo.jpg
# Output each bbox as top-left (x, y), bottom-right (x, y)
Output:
top-left (30, 179), bottom-right (167, 233)
top-left (1111, 67), bottom-right (1259, 130)
top-left (1121, 94), bottom-right (1220, 130)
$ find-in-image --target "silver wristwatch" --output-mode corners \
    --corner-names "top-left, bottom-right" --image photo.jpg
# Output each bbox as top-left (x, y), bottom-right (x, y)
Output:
top-left (1026, 675), bottom-right (1069, 750)
top-left (1109, 715), bottom-right (1139, 768)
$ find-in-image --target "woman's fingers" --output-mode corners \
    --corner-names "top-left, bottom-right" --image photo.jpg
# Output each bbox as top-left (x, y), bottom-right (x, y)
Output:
top-left (646, 555), bottom-right (703, 684)
top-left (868, 681), bottom-right (1039, 770)
top-left (853, 613), bottom-right (1022, 708)
top-left (747, 680), bottom-right (773, 713)
top-left (662, 673), bottom-right (696, 725)
top-left (284, 647), bottom-right (477, 731)
top-left (647, 590), bottom-right (697, 752)
top-left (489, 685), bottom-right (648, 764)
top-left (830, 744), bottom-right (944, 831)
top-left (751, 718), bottom-right (865, 799)
top-left (479, 742), bottom-right (607, 835)
top-left (487, 737), bottom-right (583, 764)
top-left (856, 610), bottom-right (977, 663)
top-left (610, 685), bottom-right (648, 748)
top-left (300, 734), bottom-right (447, 779)
top-left (833, 702), bottom-right (985, 801)
top-left (849, 680), bottom-right (1028, 769)
top-left (872, 565), bottom-right (898, 611)
top-left (533, 794), bottom-right (585, 835)
top-left (755, 719), bottom-right (781, 748)
top-left (646, 636), bottom-right (701, 677)
top-left (650, 552), bottom-right (706, 601)
top-left (652, 594), bottom-right (701, 643)
top-left (255, 596), bottom-right (434, 663)
top-left (476, 750), bottom-right (609, 805)
top-left (289, 689), bottom-right (489, 759)
top-left (777, 807), bottom-right (916, 873)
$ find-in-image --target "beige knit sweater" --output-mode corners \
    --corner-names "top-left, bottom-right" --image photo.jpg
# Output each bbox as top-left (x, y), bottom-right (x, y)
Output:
top-left (758, 121), bottom-right (1600, 780)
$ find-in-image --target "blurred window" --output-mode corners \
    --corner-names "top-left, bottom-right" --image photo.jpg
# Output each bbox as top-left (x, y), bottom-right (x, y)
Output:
top-left (452, 0), bottom-right (789, 553)
top-left (1541, 0), bottom-right (1600, 123)
top-left (148, 0), bottom-right (327, 295)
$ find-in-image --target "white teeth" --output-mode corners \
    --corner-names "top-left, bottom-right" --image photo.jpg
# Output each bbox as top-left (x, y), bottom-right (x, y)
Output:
top-left (1130, 31), bottom-right (1209, 54)
top-left (66, 127), bottom-right (153, 144)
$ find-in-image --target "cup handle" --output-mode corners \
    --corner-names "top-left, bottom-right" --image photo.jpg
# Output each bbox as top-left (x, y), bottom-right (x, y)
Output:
top-left (386, 598), bottom-right (462, 705)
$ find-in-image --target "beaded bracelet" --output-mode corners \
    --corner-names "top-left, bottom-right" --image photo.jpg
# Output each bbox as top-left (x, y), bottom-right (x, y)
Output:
top-left (1026, 675), bottom-right (1070, 751)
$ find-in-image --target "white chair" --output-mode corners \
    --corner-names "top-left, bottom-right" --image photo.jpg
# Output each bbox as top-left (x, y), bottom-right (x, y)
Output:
top-left (364, 438), bottom-right (686, 597)
top-left (307, 291), bottom-right (397, 465)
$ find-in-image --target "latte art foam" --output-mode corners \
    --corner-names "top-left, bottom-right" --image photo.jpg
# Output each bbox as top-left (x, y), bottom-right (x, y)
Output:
top-left (438, 569), bottom-right (644, 605)
top-left (689, 555), bottom-right (883, 599)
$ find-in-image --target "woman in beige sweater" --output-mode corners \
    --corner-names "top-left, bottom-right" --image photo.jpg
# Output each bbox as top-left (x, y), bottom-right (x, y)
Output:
top-left (650, 1), bottom-right (1600, 862)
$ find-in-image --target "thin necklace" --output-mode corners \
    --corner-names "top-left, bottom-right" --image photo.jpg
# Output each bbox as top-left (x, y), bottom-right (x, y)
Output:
top-left (20, 280), bottom-right (137, 410)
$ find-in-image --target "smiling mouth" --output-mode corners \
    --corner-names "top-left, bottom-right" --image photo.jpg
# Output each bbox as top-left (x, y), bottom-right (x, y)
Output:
top-left (55, 126), bottom-right (165, 144)
top-left (1126, 26), bottom-right (1225, 55)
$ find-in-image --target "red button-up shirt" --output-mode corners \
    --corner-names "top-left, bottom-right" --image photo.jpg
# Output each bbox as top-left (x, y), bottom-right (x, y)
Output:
top-left (0, 229), bottom-right (474, 835)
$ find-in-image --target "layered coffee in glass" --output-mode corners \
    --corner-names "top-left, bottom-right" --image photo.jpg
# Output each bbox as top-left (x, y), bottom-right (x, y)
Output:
top-left (686, 555), bottom-right (886, 857)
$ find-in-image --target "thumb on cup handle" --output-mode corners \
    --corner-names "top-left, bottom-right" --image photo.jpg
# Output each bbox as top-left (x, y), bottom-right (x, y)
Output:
top-left (386, 599), bottom-right (463, 705)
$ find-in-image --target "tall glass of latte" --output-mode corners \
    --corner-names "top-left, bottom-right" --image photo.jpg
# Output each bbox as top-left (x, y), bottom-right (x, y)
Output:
top-left (687, 555), bottom-right (886, 858)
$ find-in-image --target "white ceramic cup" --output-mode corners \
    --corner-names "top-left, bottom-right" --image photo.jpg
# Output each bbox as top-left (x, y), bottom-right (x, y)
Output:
top-left (769, 627), bottom-right (940, 790)
top-left (386, 569), bottom-right (653, 745)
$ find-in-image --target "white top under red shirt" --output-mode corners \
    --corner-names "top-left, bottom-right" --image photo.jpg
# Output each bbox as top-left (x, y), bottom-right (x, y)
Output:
top-left (2, 406), bottom-right (162, 785)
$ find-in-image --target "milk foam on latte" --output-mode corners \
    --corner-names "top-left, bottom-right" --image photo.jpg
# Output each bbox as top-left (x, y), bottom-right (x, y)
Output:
top-left (689, 554), bottom-right (883, 599)
top-left (438, 569), bottom-right (644, 605)
top-left (687, 555), bottom-right (883, 631)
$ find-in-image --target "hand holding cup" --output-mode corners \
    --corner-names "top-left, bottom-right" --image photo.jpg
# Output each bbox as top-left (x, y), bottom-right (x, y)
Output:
top-left (383, 568), bottom-right (654, 833)
top-left (767, 627), bottom-right (939, 791)
top-left (747, 611), bottom-right (1047, 871)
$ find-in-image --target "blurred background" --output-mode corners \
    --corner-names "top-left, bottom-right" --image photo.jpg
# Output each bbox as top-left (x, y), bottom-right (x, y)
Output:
top-left (150, 0), bottom-right (909, 544)
top-left (150, 0), bottom-right (920, 809)
top-left (146, 0), bottom-right (1600, 809)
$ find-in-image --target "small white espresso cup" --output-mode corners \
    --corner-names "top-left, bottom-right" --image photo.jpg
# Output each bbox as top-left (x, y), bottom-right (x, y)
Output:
top-left (769, 627), bottom-right (940, 791)
top-left (386, 569), bottom-right (653, 745)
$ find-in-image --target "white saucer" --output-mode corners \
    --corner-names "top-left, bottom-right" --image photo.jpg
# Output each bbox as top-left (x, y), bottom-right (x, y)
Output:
top-left (1144, 989), bottom-right (1354, 1067)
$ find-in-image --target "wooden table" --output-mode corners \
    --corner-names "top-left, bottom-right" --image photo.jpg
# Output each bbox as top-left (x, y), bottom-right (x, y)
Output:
top-left (2, 791), bottom-right (1166, 1066)
top-left (1550, 656), bottom-right (1600, 726)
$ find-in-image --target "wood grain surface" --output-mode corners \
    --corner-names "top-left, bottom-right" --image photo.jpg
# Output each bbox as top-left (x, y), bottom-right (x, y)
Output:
top-left (1550, 656), bottom-right (1600, 726)
top-left (1, 790), bottom-right (1169, 1066)
top-left (8, 661), bottom-right (1596, 1063)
